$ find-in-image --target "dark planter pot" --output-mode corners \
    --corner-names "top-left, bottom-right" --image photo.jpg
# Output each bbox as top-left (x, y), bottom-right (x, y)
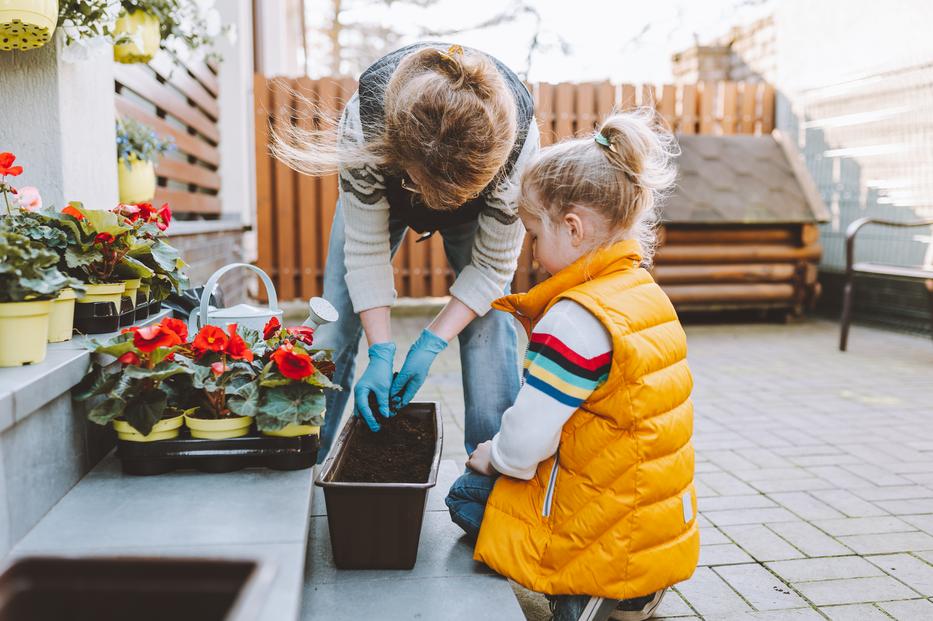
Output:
top-left (0, 556), bottom-right (271, 621)
top-left (315, 402), bottom-right (442, 570)
top-left (118, 296), bottom-right (136, 328)
top-left (73, 301), bottom-right (119, 335)
top-left (134, 292), bottom-right (150, 322)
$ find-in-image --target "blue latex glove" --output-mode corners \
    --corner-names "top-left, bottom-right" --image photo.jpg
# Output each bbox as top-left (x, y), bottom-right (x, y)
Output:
top-left (353, 342), bottom-right (396, 432)
top-left (390, 329), bottom-right (448, 412)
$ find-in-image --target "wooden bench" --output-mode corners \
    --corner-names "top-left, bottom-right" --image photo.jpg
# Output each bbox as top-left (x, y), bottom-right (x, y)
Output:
top-left (840, 217), bottom-right (933, 351)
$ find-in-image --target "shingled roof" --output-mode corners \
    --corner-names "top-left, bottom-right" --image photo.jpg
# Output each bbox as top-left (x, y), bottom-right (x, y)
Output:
top-left (663, 132), bottom-right (829, 224)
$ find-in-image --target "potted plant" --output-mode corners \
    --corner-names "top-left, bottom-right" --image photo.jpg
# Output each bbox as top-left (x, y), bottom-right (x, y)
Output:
top-left (112, 0), bottom-right (159, 63)
top-left (116, 118), bottom-right (172, 204)
top-left (175, 323), bottom-right (262, 440)
top-left (253, 317), bottom-right (338, 437)
top-left (315, 401), bottom-right (443, 569)
top-left (0, 0), bottom-right (59, 51)
top-left (0, 227), bottom-right (79, 366)
top-left (57, 0), bottom-right (118, 59)
top-left (74, 316), bottom-right (193, 441)
top-left (113, 0), bottom-right (230, 64)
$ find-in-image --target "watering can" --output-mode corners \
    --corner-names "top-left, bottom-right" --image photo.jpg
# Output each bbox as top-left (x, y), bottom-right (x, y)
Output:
top-left (189, 263), bottom-right (339, 334)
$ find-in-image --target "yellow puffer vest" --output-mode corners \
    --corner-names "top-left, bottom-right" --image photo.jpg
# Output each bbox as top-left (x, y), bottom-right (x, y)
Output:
top-left (474, 240), bottom-right (698, 599)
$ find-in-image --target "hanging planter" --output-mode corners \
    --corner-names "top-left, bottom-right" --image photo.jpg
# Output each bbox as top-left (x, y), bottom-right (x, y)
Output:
top-left (112, 9), bottom-right (160, 64)
top-left (0, 300), bottom-right (51, 367)
top-left (47, 287), bottom-right (76, 343)
top-left (117, 157), bottom-right (156, 204)
top-left (0, 0), bottom-right (59, 51)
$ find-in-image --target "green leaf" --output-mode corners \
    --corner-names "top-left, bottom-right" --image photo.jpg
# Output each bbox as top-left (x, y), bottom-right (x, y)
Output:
top-left (115, 254), bottom-right (154, 280)
top-left (122, 389), bottom-right (168, 436)
top-left (124, 360), bottom-right (191, 383)
top-left (256, 384), bottom-right (326, 431)
top-left (87, 396), bottom-right (125, 426)
top-left (66, 245), bottom-right (104, 269)
top-left (227, 380), bottom-right (259, 417)
top-left (72, 364), bottom-right (117, 401)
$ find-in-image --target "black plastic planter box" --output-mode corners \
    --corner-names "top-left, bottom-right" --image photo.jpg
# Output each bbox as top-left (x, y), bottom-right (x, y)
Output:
top-left (0, 556), bottom-right (271, 621)
top-left (116, 431), bottom-right (319, 476)
top-left (315, 402), bottom-right (443, 570)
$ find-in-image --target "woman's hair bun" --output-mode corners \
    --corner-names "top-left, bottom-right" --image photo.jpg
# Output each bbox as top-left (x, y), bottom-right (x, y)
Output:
top-left (405, 46), bottom-right (498, 99)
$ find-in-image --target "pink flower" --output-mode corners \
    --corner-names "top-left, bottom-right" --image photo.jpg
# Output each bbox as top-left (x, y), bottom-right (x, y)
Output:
top-left (15, 186), bottom-right (41, 211)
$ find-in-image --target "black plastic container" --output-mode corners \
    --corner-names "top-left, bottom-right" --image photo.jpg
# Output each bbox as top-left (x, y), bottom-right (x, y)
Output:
top-left (134, 292), bottom-right (150, 322)
top-left (118, 296), bottom-right (136, 328)
top-left (0, 556), bottom-right (271, 621)
top-left (116, 430), bottom-right (319, 476)
top-left (315, 402), bottom-right (442, 570)
top-left (73, 301), bottom-right (119, 334)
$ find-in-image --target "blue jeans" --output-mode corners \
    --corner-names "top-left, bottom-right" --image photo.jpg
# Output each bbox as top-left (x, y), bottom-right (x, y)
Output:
top-left (445, 471), bottom-right (607, 621)
top-left (314, 201), bottom-right (521, 461)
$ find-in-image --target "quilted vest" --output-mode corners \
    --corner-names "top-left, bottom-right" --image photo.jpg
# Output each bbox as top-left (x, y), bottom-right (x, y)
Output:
top-left (474, 239), bottom-right (699, 599)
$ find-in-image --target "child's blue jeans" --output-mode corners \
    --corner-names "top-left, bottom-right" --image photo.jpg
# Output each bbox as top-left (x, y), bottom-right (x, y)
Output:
top-left (445, 470), bottom-right (600, 621)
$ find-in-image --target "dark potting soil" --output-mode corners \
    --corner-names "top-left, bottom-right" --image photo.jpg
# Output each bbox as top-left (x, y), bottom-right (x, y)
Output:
top-left (336, 406), bottom-right (435, 484)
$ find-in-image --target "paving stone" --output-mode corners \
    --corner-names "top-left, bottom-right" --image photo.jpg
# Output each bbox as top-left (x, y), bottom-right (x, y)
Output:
top-left (713, 563), bottom-right (808, 610)
top-left (877, 598), bottom-right (933, 620)
top-left (751, 477), bottom-right (837, 494)
top-left (675, 567), bottom-right (754, 617)
top-left (795, 576), bottom-right (918, 606)
top-left (899, 515), bottom-right (933, 535)
top-left (701, 472), bottom-right (760, 496)
top-left (705, 507), bottom-right (800, 527)
top-left (875, 498), bottom-right (933, 515)
top-left (720, 524), bottom-right (805, 562)
top-left (810, 490), bottom-right (890, 517)
top-left (717, 610), bottom-right (825, 620)
top-left (767, 492), bottom-right (845, 520)
top-left (819, 603), bottom-right (893, 621)
top-left (766, 521), bottom-right (852, 557)
top-left (699, 543), bottom-right (755, 567)
top-left (853, 486), bottom-right (933, 502)
top-left (805, 466), bottom-right (873, 489)
top-left (766, 556), bottom-right (884, 582)
top-left (842, 464), bottom-right (912, 487)
top-left (868, 553), bottom-right (933, 596)
top-left (652, 589), bottom-right (695, 618)
top-left (700, 526), bottom-right (731, 545)
top-left (839, 531), bottom-right (933, 555)
top-left (811, 516), bottom-right (914, 537)
top-left (701, 494), bottom-right (777, 512)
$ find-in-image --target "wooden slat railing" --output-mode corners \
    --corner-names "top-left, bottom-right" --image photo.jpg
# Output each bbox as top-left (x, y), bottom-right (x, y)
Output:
top-left (255, 77), bottom-right (776, 300)
top-left (115, 52), bottom-right (222, 215)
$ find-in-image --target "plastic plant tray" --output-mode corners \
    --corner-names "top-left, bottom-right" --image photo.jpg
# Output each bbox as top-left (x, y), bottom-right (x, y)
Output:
top-left (116, 430), bottom-right (319, 476)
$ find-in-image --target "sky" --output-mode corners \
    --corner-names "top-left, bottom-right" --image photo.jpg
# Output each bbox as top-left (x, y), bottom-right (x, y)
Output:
top-left (306, 0), bottom-right (776, 83)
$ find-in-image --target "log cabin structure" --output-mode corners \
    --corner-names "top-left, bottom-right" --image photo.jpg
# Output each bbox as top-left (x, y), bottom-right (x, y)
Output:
top-left (653, 132), bottom-right (829, 317)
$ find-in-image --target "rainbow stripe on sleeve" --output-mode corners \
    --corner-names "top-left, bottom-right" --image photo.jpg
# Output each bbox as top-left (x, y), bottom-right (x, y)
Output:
top-left (523, 333), bottom-right (611, 407)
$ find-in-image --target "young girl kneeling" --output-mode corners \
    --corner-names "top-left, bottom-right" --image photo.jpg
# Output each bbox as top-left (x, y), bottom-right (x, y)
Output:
top-left (445, 111), bottom-right (699, 621)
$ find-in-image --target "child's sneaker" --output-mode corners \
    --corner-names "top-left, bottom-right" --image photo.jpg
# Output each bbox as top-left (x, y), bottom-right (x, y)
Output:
top-left (548, 596), bottom-right (620, 621)
top-left (609, 589), bottom-right (666, 621)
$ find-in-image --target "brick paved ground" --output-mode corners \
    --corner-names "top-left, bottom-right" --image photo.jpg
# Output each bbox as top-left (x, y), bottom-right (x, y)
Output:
top-left (328, 307), bottom-right (933, 620)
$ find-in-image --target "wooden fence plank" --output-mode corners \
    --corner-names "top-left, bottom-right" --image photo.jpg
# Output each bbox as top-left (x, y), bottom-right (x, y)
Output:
top-left (596, 82), bottom-right (615, 119)
top-left (699, 82), bottom-right (716, 134)
top-left (659, 84), bottom-right (676, 131)
top-left (156, 158), bottom-right (221, 190)
top-left (681, 84), bottom-right (697, 134)
top-left (296, 76), bottom-right (319, 298)
top-left (620, 84), bottom-right (636, 110)
top-left (575, 82), bottom-right (596, 133)
top-left (641, 83), bottom-right (657, 109)
top-left (554, 82), bottom-right (575, 139)
top-left (739, 82), bottom-right (757, 134)
top-left (536, 83), bottom-right (555, 145)
top-left (187, 59), bottom-right (220, 97)
top-left (317, 79), bottom-right (342, 269)
top-left (115, 65), bottom-right (220, 142)
top-left (116, 95), bottom-right (220, 166)
top-left (253, 75), bottom-right (275, 287)
top-left (722, 81), bottom-right (738, 135)
top-left (761, 83), bottom-right (775, 133)
top-left (154, 187), bottom-right (220, 214)
top-left (271, 77), bottom-right (297, 300)
top-left (429, 234), bottom-right (446, 296)
top-left (148, 52), bottom-right (220, 119)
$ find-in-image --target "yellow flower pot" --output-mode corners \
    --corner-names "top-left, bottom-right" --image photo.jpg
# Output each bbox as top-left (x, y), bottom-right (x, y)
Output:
top-left (47, 288), bottom-right (76, 343)
top-left (0, 0), bottom-right (58, 51)
top-left (0, 299), bottom-right (51, 367)
top-left (263, 423), bottom-right (321, 438)
top-left (113, 414), bottom-right (184, 442)
top-left (117, 157), bottom-right (156, 204)
top-left (185, 415), bottom-right (252, 440)
top-left (113, 9), bottom-right (160, 64)
top-left (121, 278), bottom-right (141, 310)
top-left (77, 282), bottom-right (125, 308)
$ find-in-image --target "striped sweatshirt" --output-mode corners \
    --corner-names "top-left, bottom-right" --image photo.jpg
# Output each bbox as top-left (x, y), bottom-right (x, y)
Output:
top-left (490, 299), bottom-right (612, 480)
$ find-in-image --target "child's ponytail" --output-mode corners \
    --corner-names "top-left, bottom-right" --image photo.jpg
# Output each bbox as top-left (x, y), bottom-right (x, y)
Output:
top-left (519, 109), bottom-right (678, 264)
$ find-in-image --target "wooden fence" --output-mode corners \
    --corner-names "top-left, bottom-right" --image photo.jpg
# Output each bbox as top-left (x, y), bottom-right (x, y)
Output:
top-left (115, 52), bottom-right (222, 215)
top-left (254, 77), bottom-right (776, 300)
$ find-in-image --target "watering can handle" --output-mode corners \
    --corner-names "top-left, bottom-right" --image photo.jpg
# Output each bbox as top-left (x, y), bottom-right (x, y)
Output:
top-left (198, 263), bottom-right (279, 329)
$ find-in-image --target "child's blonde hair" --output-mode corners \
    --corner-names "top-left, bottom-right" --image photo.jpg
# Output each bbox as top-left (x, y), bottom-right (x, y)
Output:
top-left (518, 109), bottom-right (678, 264)
top-left (273, 46), bottom-right (518, 212)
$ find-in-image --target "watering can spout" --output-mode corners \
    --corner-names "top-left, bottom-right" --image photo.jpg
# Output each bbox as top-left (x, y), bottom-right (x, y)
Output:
top-left (303, 297), bottom-right (339, 329)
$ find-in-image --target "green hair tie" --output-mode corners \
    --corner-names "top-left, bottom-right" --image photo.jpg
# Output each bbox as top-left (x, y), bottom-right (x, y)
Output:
top-left (594, 132), bottom-right (616, 152)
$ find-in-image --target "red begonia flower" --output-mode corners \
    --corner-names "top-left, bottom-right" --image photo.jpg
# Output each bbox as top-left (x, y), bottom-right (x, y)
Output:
top-left (160, 317), bottom-right (188, 342)
top-left (133, 324), bottom-right (183, 353)
top-left (271, 341), bottom-right (315, 380)
top-left (287, 325), bottom-right (315, 346)
top-left (0, 152), bottom-right (23, 177)
top-left (94, 232), bottom-right (115, 244)
top-left (224, 324), bottom-right (254, 362)
top-left (117, 351), bottom-right (141, 366)
top-left (263, 316), bottom-right (281, 340)
top-left (211, 361), bottom-right (228, 376)
top-left (61, 204), bottom-right (85, 220)
top-left (193, 325), bottom-right (228, 353)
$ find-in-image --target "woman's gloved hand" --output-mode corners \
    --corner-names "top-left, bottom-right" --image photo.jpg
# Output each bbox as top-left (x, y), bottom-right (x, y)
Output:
top-left (390, 329), bottom-right (448, 412)
top-left (353, 342), bottom-right (396, 432)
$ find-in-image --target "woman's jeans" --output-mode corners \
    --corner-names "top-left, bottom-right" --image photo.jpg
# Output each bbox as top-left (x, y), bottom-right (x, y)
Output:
top-left (313, 200), bottom-right (521, 461)
top-left (446, 471), bottom-right (607, 621)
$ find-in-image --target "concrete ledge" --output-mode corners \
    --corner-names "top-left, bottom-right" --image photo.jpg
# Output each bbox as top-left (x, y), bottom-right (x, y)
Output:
top-left (304, 460), bottom-right (524, 620)
top-left (0, 310), bottom-right (171, 435)
top-left (167, 220), bottom-right (251, 237)
top-left (13, 452), bottom-right (316, 621)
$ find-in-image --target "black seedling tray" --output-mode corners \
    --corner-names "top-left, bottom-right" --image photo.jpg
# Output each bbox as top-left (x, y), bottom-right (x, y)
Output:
top-left (116, 430), bottom-right (319, 476)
